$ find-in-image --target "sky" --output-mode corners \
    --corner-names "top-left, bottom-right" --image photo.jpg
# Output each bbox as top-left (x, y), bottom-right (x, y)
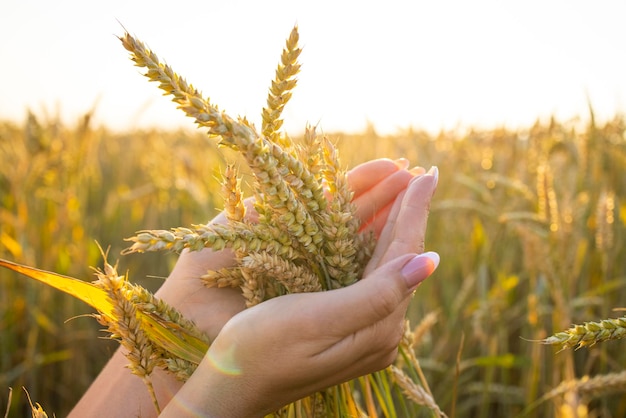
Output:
top-left (1, 1), bottom-right (626, 135)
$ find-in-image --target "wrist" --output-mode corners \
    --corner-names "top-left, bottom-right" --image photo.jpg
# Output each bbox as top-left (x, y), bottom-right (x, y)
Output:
top-left (162, 361), bottom-right (265, 418)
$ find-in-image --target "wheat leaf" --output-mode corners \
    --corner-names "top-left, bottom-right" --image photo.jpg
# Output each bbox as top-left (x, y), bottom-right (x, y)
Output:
top-left (0, 258), bottom-right (207, 364)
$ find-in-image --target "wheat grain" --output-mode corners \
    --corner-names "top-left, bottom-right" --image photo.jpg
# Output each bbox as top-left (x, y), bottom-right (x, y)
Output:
top-left (165, 357), bottom-right (196, 382)
top-left (221, 164), bottom-right (246, 223)
top-left (202, 267), bottom-right (244, 288)
top-left (266, 138), bottom-right (327, 214)
top-left (242, 251), bottom-right (322, 293)
top-left (240, 265), bottom-right (265, 307)
top-left (129, 283), bottom-right (209, 344)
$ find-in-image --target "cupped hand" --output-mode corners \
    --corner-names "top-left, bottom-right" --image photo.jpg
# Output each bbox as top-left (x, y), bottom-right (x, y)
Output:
top-left (156, 158), bottom-right (421, 340)
top-left (160, 167), bottom-right (439, 417)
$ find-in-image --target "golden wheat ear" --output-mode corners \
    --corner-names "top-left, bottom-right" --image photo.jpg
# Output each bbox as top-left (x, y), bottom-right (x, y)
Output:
top-left (23, 388), bottom-right (49, 418)
top-left (262, 25), bottom-right (301, 149)
top-left (0, 258), bottom-right (208, 364)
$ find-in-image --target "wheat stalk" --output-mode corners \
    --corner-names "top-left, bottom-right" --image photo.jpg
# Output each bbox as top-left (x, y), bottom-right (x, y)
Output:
top-left (595, 188), bottom-right (616, 251)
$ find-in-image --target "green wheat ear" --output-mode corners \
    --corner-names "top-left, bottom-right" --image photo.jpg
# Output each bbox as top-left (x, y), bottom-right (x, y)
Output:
top-left (542, 315), bottom-right (626, 350)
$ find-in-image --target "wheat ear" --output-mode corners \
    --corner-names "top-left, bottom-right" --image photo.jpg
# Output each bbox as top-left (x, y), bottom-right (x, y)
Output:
top-left (24, 388), bottom-right (48, 418)
top-left (123, 222), bottom-right (301, 259)
top-left (520, 370), bottom-right (626, 416)
top-left (262, 25), bottom-right (301, 149)
top-left (548, 370), bottom-right (626, 400)
top-left (390, 365), bottom-right (448, 417)
top-left (242, 251), bottom-right (322, 293)
top-left (92, 261), bottom-right (161, 414)
top-left (542, 316), bottom-right (626, 350)
top-left (221, 164), bottom-right (246, 223)
top-left (317, 136), bottom-right (363, 286)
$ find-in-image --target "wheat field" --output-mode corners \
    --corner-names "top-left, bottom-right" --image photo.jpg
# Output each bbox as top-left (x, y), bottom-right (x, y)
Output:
top-left (1, 107), bottom-right (625, 416)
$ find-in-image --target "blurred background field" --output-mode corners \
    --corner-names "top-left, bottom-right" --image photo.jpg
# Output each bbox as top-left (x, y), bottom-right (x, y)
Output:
top-left (1, 110), bottom-right (625, 417)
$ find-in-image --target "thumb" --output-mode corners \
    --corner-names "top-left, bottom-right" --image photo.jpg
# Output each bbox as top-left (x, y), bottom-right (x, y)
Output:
top-left (327, 252), bottom-right (440, 336)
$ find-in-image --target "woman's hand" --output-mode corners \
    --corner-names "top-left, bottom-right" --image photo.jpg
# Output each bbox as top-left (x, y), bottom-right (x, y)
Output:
top-left (69, 159), bottom-right (429, 418)
top-left (161, 167), bottom-right (439, 417)
top-left (156, 158), bottom-right (422, 340)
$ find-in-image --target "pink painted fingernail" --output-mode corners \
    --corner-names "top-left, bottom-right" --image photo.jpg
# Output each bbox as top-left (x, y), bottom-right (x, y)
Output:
top-left (394, 158), bottom-right (410, 170)
top-left (427, 166), bottom-right (439, 188)
top-left (401, 252), bottom-right (440, 289)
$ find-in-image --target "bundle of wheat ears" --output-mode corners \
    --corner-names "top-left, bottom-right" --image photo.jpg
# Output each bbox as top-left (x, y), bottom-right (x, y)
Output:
top-left (117, 25), bottom-right (445, 416)
top-left (120, 26), bottom-right (371, 299)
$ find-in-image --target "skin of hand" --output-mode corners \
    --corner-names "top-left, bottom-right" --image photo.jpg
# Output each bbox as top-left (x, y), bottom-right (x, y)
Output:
top-left (160, 166), bottom-right (439, 418)
top-left (69, 158), bottom-right (422, 417)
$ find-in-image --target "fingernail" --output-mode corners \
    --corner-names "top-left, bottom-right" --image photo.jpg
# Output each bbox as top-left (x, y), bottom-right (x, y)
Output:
top-left (401, 252), bottom-right (440, 289)
top-left (394, 158), bottom-right (410, 170)
top-left (409, 166), bottom-right (426, 176)
top-left (427, 166), bottom-right (439, 188)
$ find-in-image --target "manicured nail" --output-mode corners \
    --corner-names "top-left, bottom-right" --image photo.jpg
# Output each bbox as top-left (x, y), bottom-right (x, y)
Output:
top-left (394, 158), bottom-right (410, 170)
top-left (401, 252), bottom-right (440, 289)
top-left (427, 166), bottom-right (439, 188)
top-left (409, 166), bottom-right (426, 176)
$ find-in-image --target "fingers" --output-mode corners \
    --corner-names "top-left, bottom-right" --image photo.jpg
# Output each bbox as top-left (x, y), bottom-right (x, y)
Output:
top-left (358, 202), bottom-right (393, 237)
top-left (381, 168), bottom-right (437, 262)
top-left (367, 168), bottom-right (438, 272)
top-left (320, 253), bottom-right (435, 336)
top-left (353, 168), bottom-right (415, 228)
top-left (347, 158), bottom-right (406, 198)
top-left (317, 252), bottom-right (439, 361)
top-left (182, 250), bottom-right (440, 416)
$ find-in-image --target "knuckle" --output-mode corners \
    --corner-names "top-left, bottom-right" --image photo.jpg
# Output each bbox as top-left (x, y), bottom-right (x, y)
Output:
top-left (372, 347), bottom-right (399, 372)
top-left (370, 285), bottom-right (403, 320)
